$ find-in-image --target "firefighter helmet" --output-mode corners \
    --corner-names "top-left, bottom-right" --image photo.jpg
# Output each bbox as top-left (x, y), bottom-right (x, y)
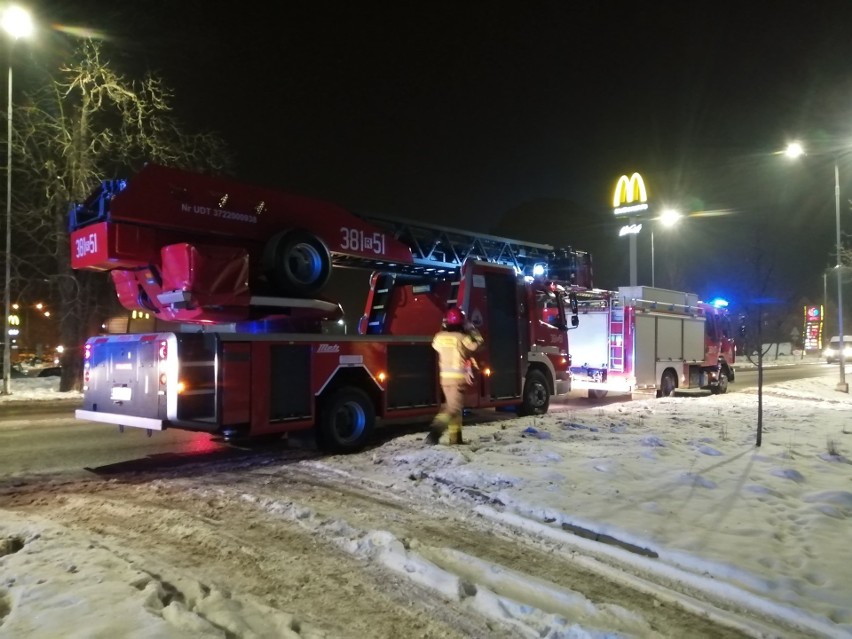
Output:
top-left (444, 307), bottom-right (465, 327)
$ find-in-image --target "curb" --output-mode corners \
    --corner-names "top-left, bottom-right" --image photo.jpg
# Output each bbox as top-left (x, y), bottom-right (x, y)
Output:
top-left (0, 398), bottom-right (83, 414)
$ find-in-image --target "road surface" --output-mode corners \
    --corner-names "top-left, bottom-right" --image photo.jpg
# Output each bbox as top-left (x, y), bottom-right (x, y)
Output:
top-left (0, 361), bottom-right (838, 478)
top-left (0, 362), bottom-right (840, 638)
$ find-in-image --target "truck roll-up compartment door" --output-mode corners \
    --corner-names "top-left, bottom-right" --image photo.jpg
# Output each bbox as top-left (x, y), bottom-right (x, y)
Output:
top-left (656, 317), bottom-right (683, 360)
top-left (633, 315), bottom-right (656, 387)
top-left (683, 318), bottom-right (705, 362)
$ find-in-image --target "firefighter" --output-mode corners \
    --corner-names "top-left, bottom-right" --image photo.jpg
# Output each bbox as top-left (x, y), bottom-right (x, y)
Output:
top-left (426, 307), bottom-right (484, 445)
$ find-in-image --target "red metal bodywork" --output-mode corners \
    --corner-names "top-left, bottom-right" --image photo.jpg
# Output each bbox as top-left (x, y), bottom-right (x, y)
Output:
top-left (361, 261), bottom-right (573, 406)
top-left (71, 164), bottom-right (414, 271)
top-left (699, 302), bottom-right (737, 367)
top-left (70, 164), bottom-right (415, 322)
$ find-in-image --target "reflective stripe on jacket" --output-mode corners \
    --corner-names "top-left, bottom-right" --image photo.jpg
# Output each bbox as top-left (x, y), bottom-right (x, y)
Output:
top-left (432, 328), bottom-right (484, 380)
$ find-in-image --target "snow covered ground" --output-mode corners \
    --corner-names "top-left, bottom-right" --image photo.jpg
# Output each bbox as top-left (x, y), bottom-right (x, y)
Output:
top-left (1, 363), bottom-right (851, 637)
top-left (0, 376), bottom-right (82, 403)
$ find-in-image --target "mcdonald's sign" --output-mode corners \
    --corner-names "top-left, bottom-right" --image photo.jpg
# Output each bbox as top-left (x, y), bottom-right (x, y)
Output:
top-left (613, 172), bottom-right (649, 216)
top-left (8, 314), bottom-right (19, 326)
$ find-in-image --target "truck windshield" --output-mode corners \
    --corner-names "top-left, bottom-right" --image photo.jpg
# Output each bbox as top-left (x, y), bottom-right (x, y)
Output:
top-left (536, 292), bottom-right (563, 329)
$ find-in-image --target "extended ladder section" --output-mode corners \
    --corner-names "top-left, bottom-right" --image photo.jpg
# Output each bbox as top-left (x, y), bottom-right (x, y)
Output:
top-left (341, 212), bottom-right (593, 287)
top-left (70, 172), bottom-right (593, 288)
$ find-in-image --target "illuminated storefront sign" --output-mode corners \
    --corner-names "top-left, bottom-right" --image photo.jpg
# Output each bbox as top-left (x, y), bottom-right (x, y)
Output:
top-left (618, 223), bottom-right (643, 236)
top-left (803, 305), bottom-right (823, 351)
top-left (613, 172), bottom-right (649, 215)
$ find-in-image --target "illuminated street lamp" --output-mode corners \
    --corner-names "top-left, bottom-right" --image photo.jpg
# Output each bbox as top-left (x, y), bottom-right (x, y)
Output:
top-left (785, 141), bottom-right (848, 392)
top-left (1, 4), bottom-right (32, 395)
top-left (651, 208), bottom-right (682, 288)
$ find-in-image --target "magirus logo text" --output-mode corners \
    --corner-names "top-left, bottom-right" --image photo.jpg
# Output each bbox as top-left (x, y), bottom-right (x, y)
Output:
top-left (317, 344), bottom-right (340, 353)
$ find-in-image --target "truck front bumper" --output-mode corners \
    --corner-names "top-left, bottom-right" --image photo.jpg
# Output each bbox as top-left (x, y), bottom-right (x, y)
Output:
top-left (555, 375), bottom-right (571, 395)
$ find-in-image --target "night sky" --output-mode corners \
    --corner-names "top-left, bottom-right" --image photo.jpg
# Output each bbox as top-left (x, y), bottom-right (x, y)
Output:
top-left (28, 1), bottom-right (852, 326)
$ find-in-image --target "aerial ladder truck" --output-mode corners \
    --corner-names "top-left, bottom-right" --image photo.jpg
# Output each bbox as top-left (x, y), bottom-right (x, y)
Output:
top-left (69, 164), bottom-right (591, 451)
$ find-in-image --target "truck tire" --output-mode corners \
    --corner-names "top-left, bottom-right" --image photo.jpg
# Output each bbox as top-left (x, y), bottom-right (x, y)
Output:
top-left (657, 370), bottom-right (676, 398)
top-left (588, 389), bottom-right (608, 399)
top-left (712, 372), bottom-right (729, 395)
top-left (317, 387), bottom-right (375, 453)
top-left (518, 370), bottom-right (550, 416)
top-left (262, 229), bottom-right (331, 297)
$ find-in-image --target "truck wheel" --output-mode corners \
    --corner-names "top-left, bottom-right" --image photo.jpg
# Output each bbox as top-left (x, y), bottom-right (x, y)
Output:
top-left (518, 370), bottom-right (550, 416)
top-left (317, 387), bottom-right (375, 453)
top-left (263, 229), bottom-right (331, 297)
top-left (712, 373), bottom-right (729, 395)
top-left (657, 371), bottom-right (676, 398)
top-left (588, 389), bottom-right (608, 400)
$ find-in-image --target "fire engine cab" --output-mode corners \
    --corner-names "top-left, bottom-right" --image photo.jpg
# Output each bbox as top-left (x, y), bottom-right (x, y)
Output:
top-left (69, 164), bottom-right (591, 451)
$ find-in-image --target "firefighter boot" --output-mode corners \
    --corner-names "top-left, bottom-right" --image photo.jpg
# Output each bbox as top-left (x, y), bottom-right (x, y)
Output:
top-left (447, 416), bottom-right (464, 445)
top-left (425, 415), bottom-right (449, 446)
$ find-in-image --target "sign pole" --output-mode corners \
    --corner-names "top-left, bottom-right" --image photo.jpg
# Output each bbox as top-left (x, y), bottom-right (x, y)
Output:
top-left (613, 172), bottom-right (648, 288)
top-left (629, 233), bottom-right (637, 286)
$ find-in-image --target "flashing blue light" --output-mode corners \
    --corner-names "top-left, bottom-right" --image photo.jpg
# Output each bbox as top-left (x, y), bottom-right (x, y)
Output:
top-left (532, 263), bottom-right (546, 277)
top-left (710, 297), bottom-right (729, 309)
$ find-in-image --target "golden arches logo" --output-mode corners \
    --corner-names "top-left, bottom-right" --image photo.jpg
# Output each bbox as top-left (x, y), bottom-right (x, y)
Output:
top-left (613, 172), bottom-right (649, 214)
top-left (8, 314), bottom-right (19, 325)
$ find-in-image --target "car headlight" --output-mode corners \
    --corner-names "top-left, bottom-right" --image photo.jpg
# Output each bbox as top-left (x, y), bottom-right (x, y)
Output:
top-left (825, 348), bottom-right (836, 356)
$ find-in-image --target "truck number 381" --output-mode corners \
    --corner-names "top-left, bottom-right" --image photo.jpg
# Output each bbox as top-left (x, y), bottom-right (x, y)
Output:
top-left (75, 233), bottom-right (98, 259)
top-left (340, 227), bottom-right (386, 255)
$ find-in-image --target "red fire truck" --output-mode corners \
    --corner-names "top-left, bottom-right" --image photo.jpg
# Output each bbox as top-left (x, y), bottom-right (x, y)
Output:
top-left (69, 164), bottom-right (591, 451)
top-left (568, 286), bottom-right (736, 398)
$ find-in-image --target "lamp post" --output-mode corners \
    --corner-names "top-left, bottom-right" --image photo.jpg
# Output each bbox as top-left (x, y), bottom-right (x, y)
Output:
top-left (651, 208), bottom-right (682, 288)
top-left (785, 141), bottom-right (848, 392)
top-left (1, 5), bottom-right (32, 396)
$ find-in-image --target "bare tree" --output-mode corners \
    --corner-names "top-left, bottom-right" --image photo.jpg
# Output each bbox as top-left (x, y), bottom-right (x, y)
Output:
top-left (9, 40), bottom-right (230, 391)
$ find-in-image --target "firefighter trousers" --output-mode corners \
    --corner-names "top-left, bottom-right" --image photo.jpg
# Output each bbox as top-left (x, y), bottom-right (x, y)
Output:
top-left (432, 380), bottom-right (467, 444)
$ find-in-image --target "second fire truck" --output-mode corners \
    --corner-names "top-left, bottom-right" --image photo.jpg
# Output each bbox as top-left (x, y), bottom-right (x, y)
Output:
top-left (568, 286), bottom-right (736, 398)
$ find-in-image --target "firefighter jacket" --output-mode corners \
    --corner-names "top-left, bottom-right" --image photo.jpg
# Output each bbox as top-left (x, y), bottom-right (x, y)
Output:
top-left (432, 327), bottom-right (484, 383)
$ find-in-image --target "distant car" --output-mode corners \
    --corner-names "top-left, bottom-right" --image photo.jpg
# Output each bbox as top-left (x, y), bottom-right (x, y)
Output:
top-left (10, 363), bottom-right (29, 378)
top-left (824, 335), bottom-right (852, 364)
top-left (35, 366), bottom-right (61, 378)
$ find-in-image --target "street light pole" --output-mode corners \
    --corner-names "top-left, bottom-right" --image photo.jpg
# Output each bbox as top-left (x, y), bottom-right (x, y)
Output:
top-left (834, 161), bottom-right (847, 392)
top-left (1, 5), bottom-right (31, 396)
top-left (784, 141), bottom-right (848, 392)
top-left (651, 209), bottom-right (682, 290)
top-left (1, 51), bottom-right (9, 395)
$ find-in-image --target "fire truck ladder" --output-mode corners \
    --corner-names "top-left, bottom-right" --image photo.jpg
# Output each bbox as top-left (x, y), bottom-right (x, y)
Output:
top-left (336, 212), bottom-right (593, 287)
top-left (363, 272), bottom-right (462, 335)
top-left (609, 306), bottom-right (625, 372)
top-left (69, 176), bottom-right (592, 287)
top-left (363, 272), bottom-right (396, 334)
